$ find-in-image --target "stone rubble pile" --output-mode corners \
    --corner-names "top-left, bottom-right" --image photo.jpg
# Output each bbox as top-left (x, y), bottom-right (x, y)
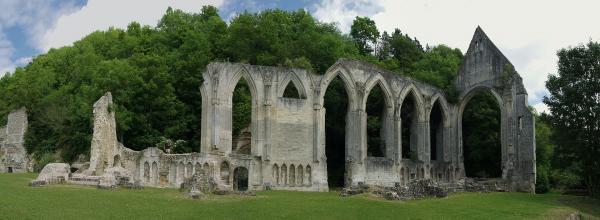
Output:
top-left (456, 178), bottom-right (507, 192)
top-left (377, 179), bottom-right (448, 200)
top-left (180, 169), bottom-right (218, 199)
top-left (340, 179), bottom-right (449, 201)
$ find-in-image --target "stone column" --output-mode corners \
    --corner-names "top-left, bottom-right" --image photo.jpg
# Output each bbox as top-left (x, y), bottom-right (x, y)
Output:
top-left (263, 80), bottom-right (272, 160)
top-left (394, 106), bottom-right (402, 164)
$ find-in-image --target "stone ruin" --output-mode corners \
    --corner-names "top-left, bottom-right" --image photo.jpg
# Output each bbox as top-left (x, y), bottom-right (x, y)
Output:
top-left (32, 27), bottom-right (536, 194)
top-left (1, 107), bottom-right (31, 173)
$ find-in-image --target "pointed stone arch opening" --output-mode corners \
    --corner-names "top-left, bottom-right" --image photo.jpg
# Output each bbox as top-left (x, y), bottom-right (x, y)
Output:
top-left (365, 81), bottom-right (392, 158)
top-left (231, 75), bottom-right (254, 155)
top-left (322, 74), bottom-right (352, 188)
top-left (272, 164), bottom-right (280, 185)
top-left (289, 164), bottom-right (296, 186)
top-left (151, 162), bottom-right (158, 185)
top-left (459, 88), bottom-right (503, 178)
top-left (143, 162), bottom-right (150, 182)
top-left (281, 164), bottom-right (288, 186)
top-left (429, 97), bottom-right (447, 161)
top-left (297, 165), bottom-right (304, 186)
top-left (220, 161), bottom-right (230, 185)
top-left (278, 71), bottom-right (307, 99)
top-left (399, 87), bottom-right (423, 160)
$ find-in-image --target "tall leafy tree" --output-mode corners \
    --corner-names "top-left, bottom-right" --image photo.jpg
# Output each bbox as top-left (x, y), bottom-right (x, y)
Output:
top-left (543, 41), bottom-right (600, 197)
top-left (350, 16), bottom-right (380, 55)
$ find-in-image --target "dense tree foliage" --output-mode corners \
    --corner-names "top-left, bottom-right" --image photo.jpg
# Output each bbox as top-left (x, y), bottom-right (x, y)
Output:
top-left (534, 111), bottom-right (553, 193)
top-left (350, 17), bottom-right (380, 56)
top-left (0, 7), bottom-right (465, 167)
top-left (543, 41), bottom-right (600, 198)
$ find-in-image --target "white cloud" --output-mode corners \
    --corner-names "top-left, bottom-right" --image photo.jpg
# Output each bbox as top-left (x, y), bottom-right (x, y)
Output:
top-left (313, 0), bottom-right (384, 33)
top-left (533, 102), bottom-right (549, 114)
top-left (0, 32), bottom-right (15, 76)
top-left (313, 0), bottom-right (600, 111)
top-left (41, 0), bottom-right (225, 52)
top-left (0, 0), bottom-right (81, 76)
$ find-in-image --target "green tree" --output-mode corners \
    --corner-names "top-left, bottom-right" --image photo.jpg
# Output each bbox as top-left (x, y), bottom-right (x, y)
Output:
top-left (350, 16), bottom-right (380, 55)
top-left (543, 41), bottom-right (600, 197)
top-left (534, 110), bottom-right (553, 193)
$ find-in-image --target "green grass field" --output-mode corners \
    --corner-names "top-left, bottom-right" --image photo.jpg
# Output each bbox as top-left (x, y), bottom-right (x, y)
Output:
top-left (0, 173), bottom-right (598, 220)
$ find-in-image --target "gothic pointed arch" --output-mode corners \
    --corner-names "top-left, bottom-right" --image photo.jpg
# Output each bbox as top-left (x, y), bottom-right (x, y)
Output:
top-left (278, 70), bottom-right (307, 99)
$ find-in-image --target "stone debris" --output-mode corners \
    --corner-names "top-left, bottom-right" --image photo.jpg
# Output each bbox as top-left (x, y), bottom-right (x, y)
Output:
top-left (341, 179), bottom-right (448, 201)
top-left (378, 179), bottom-right (448, 200)
top-left (30, 163), bottom-right (70, 186)
top-left (180, 169), bottom-right (217, 199)
top-left (456, 178), bottom-right (507, 192)
top-left (340, 183), bottom-right (370, 197)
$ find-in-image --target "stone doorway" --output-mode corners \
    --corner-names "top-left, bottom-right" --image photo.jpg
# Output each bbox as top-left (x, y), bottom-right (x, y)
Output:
top-left (8, 167), bottom-right (13, 173)
top-left (233, 167), bottom-right (249, 191)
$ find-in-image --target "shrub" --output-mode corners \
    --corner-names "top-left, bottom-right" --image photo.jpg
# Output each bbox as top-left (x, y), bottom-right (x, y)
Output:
top-left (536, 166), bottom-right (550, 194)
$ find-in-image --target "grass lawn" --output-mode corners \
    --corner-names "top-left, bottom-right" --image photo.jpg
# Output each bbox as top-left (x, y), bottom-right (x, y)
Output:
top-left (0, 173), bottom-right (598, 220)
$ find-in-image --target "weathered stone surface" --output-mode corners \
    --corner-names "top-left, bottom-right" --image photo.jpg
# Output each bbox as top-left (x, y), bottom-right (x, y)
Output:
top-left (456, 178), bottom-right (507, 192)
top-left (180, 169), bottom-right (217, 199)
top-left (31, 163), bottom-right (70, 186)
top-left (86, 92), bottom-right (120, 176)
top-left (1, 108), bottom-right (29, 173)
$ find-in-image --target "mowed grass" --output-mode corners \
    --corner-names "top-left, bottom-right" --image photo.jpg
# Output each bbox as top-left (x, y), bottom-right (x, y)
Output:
top-left (0, 173), bottom-right (599, 220)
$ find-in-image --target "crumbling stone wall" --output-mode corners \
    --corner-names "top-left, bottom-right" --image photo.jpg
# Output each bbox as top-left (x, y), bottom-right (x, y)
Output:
top-left (1, 107), bottom-right (29, 173)
top-left (86, 92), bottom-right (121, 176)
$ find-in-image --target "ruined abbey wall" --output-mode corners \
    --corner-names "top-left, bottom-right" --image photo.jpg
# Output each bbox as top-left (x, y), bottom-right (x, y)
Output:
top-left (1, 108), bottom-right (30, 173)
top-left (33, 27), bottom-right (536, 193)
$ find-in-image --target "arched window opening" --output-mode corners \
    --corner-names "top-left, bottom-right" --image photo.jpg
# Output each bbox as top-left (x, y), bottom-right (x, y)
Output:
top-left (220, 161), bottom-right (230, 185)
top-left (401, 91), bottom-right (418, 160)
top-left (430, 100), bottom-right (444, 161)
top-left (462, 91), bottom-right (501, 178)
top-left (113, 155), bottom-right (121, 167)
top-left (152, 162), bottom-right (158, 184)
top-left (306, 165), bottom-right (312, 186)
top-left (177, 162), bottom-right (184, 183)
top-left (297, 165), bottom-right (304, 186)
top-left (186, 162), bottom-right (193, 178)
top-left (273, 164), bottom-right (280, 185)
top-left (203, 162), bottom-right (210, 175)
top-left (195, 163), bottom-right (202, 175)
top-left (324, 76), bottom-right (348, 188)
top-left (281, 164), bottom-right (288, 186)
top-left (289, 165), bottom-right (296, 186)
top-left (282, 81), bottom-right (303, 99)
top-left (143, 162), bottom-right (150, 182)
top-left (366, 83), bottom-right (386, 157)
top-left (232, 77), bottom-right (252, 155)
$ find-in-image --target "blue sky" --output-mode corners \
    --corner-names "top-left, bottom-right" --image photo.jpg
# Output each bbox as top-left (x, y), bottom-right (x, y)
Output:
top-left (2, 0), bottom-right (600, 113)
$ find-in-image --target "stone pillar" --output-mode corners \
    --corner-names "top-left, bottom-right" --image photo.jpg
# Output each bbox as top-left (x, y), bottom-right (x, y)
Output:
top-left (87, 92), bottom-right (120, 176)
top-left (263, 80), bottom-right (272, 160)
top-left (1, 107), bottom-right (29, 173)
top-left (394, 106), bottom-right (402, 164)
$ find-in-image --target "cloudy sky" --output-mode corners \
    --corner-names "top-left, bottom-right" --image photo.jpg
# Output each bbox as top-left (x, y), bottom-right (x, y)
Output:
top-left (1, 0), bottom-right (599, 113)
